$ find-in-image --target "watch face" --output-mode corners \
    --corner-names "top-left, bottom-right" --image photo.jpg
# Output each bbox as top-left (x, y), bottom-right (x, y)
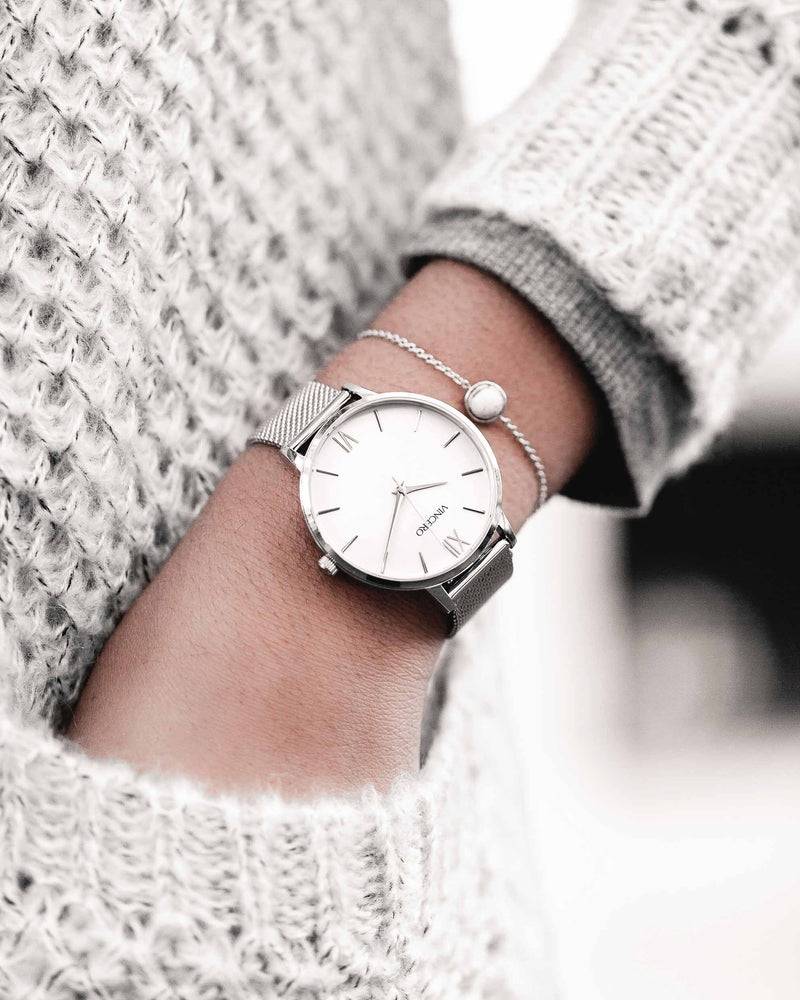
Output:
top-left (300, 392), bottom-right (502, 589)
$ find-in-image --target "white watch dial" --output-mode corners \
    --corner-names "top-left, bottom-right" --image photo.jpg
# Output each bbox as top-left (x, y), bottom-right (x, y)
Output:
top-left (300, 393), bottom-right (501, 587)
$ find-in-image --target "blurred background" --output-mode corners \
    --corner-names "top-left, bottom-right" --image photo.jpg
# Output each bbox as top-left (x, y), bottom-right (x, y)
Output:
top-left (450, 2), bottom-right (800, 997)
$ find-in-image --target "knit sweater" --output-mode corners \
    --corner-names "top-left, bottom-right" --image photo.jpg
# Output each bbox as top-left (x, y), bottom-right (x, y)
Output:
top-left (0, 0), bottom-right (797, 995)
top-left (410, 0), bottom-right (800, 510)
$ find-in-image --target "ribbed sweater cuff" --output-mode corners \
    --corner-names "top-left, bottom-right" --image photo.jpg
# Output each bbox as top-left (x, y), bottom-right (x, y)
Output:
top-left (404, 210), bottom-right (691, 513)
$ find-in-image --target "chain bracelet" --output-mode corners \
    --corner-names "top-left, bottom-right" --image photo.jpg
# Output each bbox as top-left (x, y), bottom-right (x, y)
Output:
top-left (357, 329), bottom-right (548, 510)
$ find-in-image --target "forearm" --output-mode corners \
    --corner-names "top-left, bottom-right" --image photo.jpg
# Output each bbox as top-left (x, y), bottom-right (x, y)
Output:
top-left (68, 260), bottom-right (600, 795)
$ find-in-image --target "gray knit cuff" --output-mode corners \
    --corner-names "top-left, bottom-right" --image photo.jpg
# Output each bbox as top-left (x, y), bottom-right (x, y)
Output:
top-left (403, 210), bottom-right (692, 514)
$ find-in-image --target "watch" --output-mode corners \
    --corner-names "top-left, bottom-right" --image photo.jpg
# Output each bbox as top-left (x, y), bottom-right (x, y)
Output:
top-left (248, 335), bottom-right (546, 636)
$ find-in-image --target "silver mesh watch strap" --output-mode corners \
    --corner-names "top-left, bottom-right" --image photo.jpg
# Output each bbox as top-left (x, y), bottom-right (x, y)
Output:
top-left (439, 539), bottom-right (513, 637)
top-left (248, 380), bottom-right (512, 636)
top-left (247, 381), bottom-right (345, 449)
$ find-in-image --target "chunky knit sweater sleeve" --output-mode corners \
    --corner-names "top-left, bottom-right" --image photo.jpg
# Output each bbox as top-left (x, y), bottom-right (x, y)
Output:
top-left (408, 0), bottom-right (800, 511)
top-left (1, 0), bottom-right (550, 993)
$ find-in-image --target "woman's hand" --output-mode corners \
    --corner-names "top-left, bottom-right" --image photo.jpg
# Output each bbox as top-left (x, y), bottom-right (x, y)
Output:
top-left (67, 260), bottom-right (601, 796)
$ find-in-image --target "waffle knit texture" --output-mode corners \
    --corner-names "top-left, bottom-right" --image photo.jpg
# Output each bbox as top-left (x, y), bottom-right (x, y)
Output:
top-left (0, 0), bottom-right (798, 995)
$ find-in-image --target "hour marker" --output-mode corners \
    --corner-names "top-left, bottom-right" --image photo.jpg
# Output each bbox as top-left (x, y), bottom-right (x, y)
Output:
top-left (333, 431), bottom-right (358, 453)
top-left (463, 506), bottom-right (485, 515)
top-left (462, 468), bottom-right (484, 477)
top-left (374, 410), bottom-right (383, 432)
top-left (419, 551), bottom-right (428, 573)
top-left (443, 432), bottom-right (460, 448)
top-left (316, 469), bottom-right (338, 477)
top-left (414, 408), bottom-right (422, 433)
top-left (342, 534), bottom-right (358, 552)
top-left (317, 507), bottom-right (340, 515)
top-left (442, 529), bottom-right (469, 557)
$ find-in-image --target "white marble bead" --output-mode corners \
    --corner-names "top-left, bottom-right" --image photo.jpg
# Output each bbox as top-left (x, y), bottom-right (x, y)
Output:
top-left (464, 380), bottom-right (507, 423)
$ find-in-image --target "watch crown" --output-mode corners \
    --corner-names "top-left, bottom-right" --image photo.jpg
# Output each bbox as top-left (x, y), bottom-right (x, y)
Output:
top-left (318, 554), bottom-right (338, 576)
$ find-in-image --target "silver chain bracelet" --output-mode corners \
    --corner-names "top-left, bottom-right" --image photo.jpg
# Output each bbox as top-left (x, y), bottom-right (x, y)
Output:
top-left (357, 329), bottom-right (548, 510)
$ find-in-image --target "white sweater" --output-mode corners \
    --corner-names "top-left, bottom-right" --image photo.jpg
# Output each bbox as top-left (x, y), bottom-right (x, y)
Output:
top-left (0, 0), bottom-right (798, 994)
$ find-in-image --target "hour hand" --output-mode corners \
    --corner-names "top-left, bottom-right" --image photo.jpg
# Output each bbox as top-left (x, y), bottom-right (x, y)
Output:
top-left (404, 481), bottom-right (448, 495)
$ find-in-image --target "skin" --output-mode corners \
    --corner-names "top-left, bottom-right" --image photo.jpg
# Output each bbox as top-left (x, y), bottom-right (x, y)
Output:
top-left (68, 260), bottom-right (601, 796)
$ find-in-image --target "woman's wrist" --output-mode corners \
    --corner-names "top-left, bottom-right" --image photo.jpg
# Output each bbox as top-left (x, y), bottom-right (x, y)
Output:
top-left (69, 443), bottom-right (443, 795)
top-left (68, 260), bottom-right (601, 796)
top-left (322, 260), bottom-right (600, 531)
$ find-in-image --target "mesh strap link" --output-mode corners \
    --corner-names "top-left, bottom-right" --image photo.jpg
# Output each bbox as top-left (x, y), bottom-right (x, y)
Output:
top-left (247, 381), bottom-right (344, 449)
top-left (443, 539), bottom-right (513, 636)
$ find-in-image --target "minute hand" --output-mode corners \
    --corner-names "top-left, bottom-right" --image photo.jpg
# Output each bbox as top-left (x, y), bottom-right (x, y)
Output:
top-left (405, 481), bottom-right (448, 495)
top-left (382, 488), bottom-right (405, 573)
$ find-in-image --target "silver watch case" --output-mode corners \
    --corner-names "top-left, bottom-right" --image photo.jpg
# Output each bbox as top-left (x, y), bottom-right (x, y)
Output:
top-left (294, 385), bottom-right (513, 593)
